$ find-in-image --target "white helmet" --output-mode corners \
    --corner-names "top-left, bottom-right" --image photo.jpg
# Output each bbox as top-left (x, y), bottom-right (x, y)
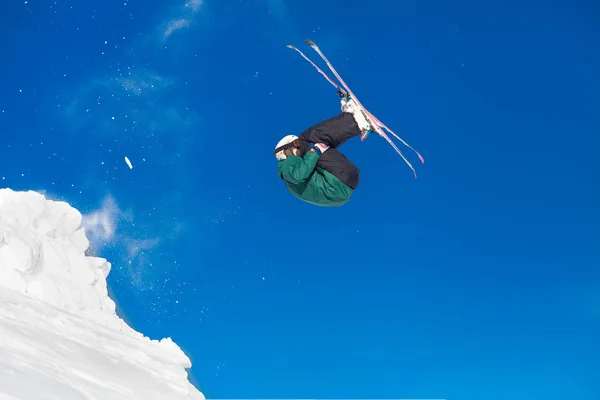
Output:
top-left (274, 134), bottom-right (299, 160)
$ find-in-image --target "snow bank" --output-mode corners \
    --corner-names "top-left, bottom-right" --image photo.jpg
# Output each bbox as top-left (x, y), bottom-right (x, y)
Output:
top-left (0, 188), bottom-right (204, 399)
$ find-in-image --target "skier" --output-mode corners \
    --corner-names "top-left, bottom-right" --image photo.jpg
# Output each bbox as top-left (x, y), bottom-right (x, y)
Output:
top-left (274, 94), bottom-right (379, 207)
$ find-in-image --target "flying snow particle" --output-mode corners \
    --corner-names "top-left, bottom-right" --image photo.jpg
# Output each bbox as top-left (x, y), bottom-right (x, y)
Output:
top-left (124, 157), bottom-right (133, 169)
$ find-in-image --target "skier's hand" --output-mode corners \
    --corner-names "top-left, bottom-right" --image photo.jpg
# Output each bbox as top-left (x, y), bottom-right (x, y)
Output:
top-left (313, 143), bottom-right (329, 155)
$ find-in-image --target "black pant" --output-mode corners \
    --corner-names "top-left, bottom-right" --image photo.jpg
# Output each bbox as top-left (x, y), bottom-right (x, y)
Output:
top-left (298, 112), bottom-right (361, 189)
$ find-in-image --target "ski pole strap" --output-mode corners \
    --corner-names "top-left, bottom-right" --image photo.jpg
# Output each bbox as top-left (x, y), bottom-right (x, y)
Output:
top-left (273, 139), bottom-right (301, 156)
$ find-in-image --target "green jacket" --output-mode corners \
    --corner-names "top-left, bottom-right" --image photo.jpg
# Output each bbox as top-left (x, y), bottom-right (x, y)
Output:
top-left (277, 151), bottom-right (354, 207)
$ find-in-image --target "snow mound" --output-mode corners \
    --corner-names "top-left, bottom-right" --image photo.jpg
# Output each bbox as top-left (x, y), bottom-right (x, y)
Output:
top-left (0, 188), bottom-right (204, 399)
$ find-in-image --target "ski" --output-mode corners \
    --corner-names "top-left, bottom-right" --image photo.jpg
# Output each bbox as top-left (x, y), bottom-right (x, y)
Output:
top-left (287, 39), bottom-right (424, 178)
top-left (286, 44), bottom-right (347, 96)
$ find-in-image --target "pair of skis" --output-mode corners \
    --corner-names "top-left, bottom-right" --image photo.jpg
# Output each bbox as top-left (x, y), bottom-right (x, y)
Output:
top-left (286, 39), bottom-right (424, 178)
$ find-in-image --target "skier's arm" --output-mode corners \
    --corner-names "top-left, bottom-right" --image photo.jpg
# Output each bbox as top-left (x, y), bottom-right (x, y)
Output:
top-left (281, 151), bottom-right (319, 183)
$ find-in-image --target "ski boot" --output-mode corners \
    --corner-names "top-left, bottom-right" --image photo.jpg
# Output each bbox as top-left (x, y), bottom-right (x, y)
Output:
top-left (340, 95), bottom-right (377, 141)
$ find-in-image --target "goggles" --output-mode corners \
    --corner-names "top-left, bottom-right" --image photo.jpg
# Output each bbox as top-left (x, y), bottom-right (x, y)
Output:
top-left (273, 139), bottom-right (300, 156)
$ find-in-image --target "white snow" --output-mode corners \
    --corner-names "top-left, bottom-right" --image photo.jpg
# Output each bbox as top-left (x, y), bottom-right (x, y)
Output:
top-left (125, 156), bottom-right (133, 169)
top-left (0, 188), bottom-right (204, 399)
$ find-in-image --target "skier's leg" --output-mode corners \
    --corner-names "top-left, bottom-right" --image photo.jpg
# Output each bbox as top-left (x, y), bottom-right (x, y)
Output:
top-left (317, 148), bottom-right (360, 189)
top-left (298, 112), bottom-right (361, 150)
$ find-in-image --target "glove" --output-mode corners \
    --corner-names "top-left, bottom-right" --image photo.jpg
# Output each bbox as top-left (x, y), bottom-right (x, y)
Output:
top-left (313, 143), bottom-right (330, 155)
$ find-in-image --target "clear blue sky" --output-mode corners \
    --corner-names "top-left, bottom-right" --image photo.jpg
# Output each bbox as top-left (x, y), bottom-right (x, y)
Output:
top-left (1, 0), bottom-right (599, 399)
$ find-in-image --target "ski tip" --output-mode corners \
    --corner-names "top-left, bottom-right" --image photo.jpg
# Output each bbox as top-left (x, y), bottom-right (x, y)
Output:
top-left (305, 39), bottom-right (315, 46)
top-left (418, 153), bottom-right (425, 164)
top-left (286, 44), bottom-right (294, 49)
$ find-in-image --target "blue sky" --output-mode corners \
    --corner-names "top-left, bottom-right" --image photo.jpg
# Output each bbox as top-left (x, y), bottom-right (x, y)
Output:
top-left (1, 0), bottom-right (599, 399)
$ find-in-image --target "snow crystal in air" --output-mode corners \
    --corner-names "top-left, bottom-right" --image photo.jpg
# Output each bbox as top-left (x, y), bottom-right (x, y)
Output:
top-left (125, 156), bottom-right (133, 169)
